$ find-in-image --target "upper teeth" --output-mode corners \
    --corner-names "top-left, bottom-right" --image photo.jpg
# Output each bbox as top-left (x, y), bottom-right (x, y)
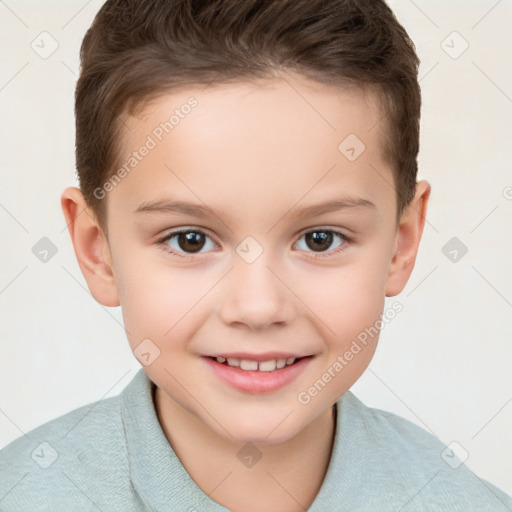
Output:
top-left (217, 357), bottom-right (297, 371)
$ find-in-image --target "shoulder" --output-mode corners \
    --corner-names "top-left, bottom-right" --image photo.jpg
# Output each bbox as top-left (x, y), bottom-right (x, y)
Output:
top-left (329, 391), bottom-right (512, 511)
top-left (0, 379), bottom-right (133, 511)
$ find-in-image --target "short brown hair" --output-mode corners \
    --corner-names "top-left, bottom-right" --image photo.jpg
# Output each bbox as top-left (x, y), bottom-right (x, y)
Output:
top-left (75, 0), bottom-right (421, 233)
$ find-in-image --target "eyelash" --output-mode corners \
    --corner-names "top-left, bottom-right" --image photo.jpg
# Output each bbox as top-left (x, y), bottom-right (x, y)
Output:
top-left (156, 227), bottom-right (352, 261)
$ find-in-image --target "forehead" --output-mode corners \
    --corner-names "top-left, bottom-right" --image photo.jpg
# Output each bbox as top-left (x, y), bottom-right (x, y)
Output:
top-left (108, 74), bottom-right (395, 225)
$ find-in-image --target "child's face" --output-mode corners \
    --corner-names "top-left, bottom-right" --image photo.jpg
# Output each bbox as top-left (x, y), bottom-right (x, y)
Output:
top-left (77, 73), bottom-right (427, 444)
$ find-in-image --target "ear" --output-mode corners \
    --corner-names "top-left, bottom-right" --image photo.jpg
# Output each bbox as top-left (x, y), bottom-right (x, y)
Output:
top-left (385, 180), bottom-right (431, 297)
top-left (61, 186), bottom-right (120, 307)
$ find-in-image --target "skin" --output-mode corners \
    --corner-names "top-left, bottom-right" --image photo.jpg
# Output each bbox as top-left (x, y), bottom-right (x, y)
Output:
top-left (61, 72), bottom-right (430, 512)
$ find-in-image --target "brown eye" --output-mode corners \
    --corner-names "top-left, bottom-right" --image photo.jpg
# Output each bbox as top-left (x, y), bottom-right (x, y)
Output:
top-left (161, 229), bottom-right (217, 256)
top-left (295, 229), bottom-right (349, 256)
top-left (175, 232), bottom-right (206, 253)
top-left (305, 231), bottom-right (334, 252)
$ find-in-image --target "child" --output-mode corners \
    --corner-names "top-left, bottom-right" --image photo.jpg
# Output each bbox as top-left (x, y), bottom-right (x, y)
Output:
top-left (1, 0), bottom-right (510, 510)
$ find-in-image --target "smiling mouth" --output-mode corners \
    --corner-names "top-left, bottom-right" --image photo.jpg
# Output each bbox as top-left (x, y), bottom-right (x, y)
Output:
top-left (204, 354), bottom-right (314, 394)
top-left (207, 356), bottom-right (307, 372)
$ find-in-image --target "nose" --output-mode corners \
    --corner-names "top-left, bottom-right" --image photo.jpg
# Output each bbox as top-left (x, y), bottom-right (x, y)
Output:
top-left (217, 252), bottom-right (295, 331)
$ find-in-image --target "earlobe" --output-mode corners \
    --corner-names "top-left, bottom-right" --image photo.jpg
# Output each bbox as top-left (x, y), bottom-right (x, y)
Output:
top-left (385, 180), bottom-right (431, 297)
top-left (60, 186), bottom-right (120, 307)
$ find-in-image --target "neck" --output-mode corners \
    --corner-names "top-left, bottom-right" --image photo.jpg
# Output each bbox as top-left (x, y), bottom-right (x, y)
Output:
top-left (154, 387), bottom-right (337, 512)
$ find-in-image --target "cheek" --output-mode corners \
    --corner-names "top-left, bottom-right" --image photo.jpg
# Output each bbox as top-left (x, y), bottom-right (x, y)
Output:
top-left (116, 258), bottom-right (215, 353)
top-left (302, 260), bottom-right (388, 336)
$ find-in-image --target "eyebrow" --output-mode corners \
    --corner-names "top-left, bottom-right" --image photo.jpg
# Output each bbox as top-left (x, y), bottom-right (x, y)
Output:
top-left (133, 196), bottom-right (376, 219)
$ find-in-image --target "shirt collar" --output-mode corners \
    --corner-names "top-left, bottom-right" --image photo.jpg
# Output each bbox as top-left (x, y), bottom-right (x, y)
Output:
top-left (122, 368), bottom-right (356, 511)
top-left (122, 369), bottom-right (229, 510)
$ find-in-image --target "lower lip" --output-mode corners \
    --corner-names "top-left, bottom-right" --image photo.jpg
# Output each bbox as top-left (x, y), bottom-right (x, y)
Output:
top-left (203, 356), bottom-right (313, 394)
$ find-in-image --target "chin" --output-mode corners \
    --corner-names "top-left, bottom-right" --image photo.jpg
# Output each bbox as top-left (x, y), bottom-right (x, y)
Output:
top-left (214, 411), bottom-right (306, 446)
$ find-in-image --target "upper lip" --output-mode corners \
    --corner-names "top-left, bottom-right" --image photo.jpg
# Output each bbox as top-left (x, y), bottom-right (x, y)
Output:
top-left (204, 352), bottom-right (312, 361)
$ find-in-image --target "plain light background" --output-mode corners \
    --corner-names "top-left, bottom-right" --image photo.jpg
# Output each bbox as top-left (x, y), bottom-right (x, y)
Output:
top-left (1, 0), bottom-right (511, 497)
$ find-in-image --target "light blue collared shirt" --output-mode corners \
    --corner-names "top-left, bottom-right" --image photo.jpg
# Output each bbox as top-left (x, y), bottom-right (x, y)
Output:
top-left (1, 368), bottom-right (510, 511)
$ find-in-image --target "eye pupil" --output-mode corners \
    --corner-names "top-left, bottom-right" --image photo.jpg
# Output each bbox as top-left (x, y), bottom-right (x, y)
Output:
top-left (178, 232), bottom-right (205, 253)
top-left (306, 231), bottom-right (333, 252)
